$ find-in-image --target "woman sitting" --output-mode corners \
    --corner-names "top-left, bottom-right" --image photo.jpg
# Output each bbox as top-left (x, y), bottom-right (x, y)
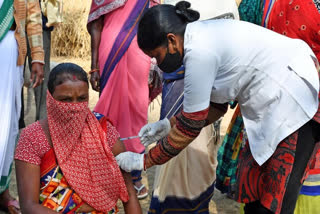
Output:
top-left (14, 63), bottom-right (141, 214)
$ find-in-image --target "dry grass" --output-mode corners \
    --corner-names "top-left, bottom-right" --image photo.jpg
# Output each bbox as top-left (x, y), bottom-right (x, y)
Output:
top-left (51, 0), bottom-right (92, 58)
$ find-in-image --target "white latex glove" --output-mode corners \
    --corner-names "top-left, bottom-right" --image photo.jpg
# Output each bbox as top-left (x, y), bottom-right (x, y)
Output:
top-left (138, 118), bottom-right (171, 147)
top-left (115, 152), bottom-right (144, 172)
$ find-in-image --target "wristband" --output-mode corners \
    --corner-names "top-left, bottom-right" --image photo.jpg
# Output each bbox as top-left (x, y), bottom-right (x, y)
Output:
top-left (89, 69), bottom-right (99, 74)
top-left (31, 60), bottom-right (45, 65)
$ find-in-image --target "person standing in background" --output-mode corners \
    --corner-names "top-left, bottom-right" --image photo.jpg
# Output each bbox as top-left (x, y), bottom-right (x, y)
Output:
top-left (33, 9), bottom-right (53, 121)
top-left (24, 0), bottom-right (62, 121)
top-left (0, 0), bottom-right (44, 213)
top-left (87, 0), bottom-right (159, 199)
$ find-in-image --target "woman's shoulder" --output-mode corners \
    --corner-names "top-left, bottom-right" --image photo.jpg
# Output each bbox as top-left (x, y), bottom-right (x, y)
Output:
top-left (15, 121), bottom-right (51, 165)
top-left (93, 112), bottom-right (116, 130)
top-left (21, 121), bottom-right (51, 147)
top-left (93, 112), bottom-right (120, 147)
top-left (184, 20), bottom-right (224, 51)
top-left (21, 121), bottom-right (48, 141)
top-left (21, 121), bottom-right (42, 134)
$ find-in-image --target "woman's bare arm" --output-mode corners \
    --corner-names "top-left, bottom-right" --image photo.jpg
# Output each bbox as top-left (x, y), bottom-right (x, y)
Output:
top-left (112, 139), bottom-right (142, 214)
top-left (205, 103), bottom-right (228, 125)
top-left (87, 16), bottom-right (104, 91)
top-left (15, 160), bottom-right (58, 214)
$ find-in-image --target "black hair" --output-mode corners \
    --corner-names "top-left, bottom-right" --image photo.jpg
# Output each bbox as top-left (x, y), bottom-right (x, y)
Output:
top-left (137, 1), bottom-right (199, 51)
top-left (48, 63), bottom-right (89, 94)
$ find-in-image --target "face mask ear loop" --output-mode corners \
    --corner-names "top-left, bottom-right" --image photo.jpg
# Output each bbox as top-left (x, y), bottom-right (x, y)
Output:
top-left (158, 38), bottom-right (183, 73)
top-left (166, 42), bottom-right (170, 54)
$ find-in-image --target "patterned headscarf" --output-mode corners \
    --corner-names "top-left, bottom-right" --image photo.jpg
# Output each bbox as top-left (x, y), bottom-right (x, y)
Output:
top-left (46, 91), bottom-right (128, 212)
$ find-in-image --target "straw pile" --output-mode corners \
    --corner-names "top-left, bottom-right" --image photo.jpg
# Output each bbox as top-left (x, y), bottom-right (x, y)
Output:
top-left (51, 0), bottom-right (92, 58)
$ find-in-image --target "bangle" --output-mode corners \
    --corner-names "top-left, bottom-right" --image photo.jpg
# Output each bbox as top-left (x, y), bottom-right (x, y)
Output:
top-left (143, 154), bottom-right (147, 171)
top-left (31, 60), bottom-right (45, 65)
top-left (89, 69), bottom-right (99, 74)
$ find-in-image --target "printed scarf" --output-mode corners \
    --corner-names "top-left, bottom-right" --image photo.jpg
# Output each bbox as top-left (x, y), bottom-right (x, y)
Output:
top-left (46, 91), bottom-right (128, 212)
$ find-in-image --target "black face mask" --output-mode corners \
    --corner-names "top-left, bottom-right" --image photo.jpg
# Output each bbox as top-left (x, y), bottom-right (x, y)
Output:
top-left (158, 47), bottom-right (183, 73)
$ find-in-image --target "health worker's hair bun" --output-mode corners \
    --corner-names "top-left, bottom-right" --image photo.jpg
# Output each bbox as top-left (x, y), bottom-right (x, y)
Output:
top-left (175, 1), bottom-right (200, 22)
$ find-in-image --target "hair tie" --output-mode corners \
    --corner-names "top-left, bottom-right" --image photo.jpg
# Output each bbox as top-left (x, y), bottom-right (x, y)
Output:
top-left (174, 1), bottom-right (199, 22)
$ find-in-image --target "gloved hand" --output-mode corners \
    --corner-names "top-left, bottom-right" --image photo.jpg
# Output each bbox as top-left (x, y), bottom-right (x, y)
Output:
top-left (138, 118), bottom-right (171, 147)
top-left (115, 152), bottom-right (144, 172)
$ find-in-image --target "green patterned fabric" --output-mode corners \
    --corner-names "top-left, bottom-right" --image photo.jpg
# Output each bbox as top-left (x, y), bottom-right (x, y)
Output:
top-left (216, 107), bottom-right (245, 194)
top-left (238, 0), bottom-right (264, 25)
top-left (0, 164), bottom-right (12, 194)
top-left (0, 0), bottom-right (14, 43)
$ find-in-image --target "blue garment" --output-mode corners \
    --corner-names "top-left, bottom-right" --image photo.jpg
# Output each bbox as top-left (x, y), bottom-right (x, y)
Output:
top-left (148, 66), bottom-right (214, 214)
top-left (160, 66), bottom-right (185, 120)
top-left (42, 15), bottom-right (54, 31)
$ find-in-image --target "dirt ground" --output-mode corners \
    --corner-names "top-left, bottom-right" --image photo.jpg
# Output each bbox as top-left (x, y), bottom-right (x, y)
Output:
top-left (0, 57), bottom-right (240, 214)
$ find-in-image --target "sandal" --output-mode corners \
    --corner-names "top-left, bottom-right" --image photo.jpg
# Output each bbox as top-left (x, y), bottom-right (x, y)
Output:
top-left (0, 199), bottom-right (21, 214)
top-left (134, 184), bottom-right (148, 200)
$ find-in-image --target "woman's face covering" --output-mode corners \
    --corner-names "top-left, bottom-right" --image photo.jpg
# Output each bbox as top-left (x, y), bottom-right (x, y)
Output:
top-left (144, 33), bottom-right (184, 73)
top-left (52, 80), bottom-right (89, 103)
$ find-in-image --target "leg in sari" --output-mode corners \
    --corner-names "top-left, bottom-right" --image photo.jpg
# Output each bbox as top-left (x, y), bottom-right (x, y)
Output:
top-left (94, 0), bottom-right (151, 197)
top-left (95, 0), bottom-right (150, 157)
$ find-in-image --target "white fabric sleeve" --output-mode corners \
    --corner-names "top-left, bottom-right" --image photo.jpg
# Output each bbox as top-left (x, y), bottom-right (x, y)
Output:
top-left (183, 46), bottom-right (219, 113)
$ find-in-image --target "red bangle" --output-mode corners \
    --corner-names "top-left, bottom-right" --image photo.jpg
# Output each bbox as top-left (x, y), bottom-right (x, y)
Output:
top-left (89, 69), bottom-right (99, 74)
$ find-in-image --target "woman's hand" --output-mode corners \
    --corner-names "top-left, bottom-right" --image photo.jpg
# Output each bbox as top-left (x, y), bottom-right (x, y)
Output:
top-left (90, 71), bottom-right (100, 91)
top-left (76, 203), bottom-right (95, 213)
top-left (30, 62), bottom-right (44, 88)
